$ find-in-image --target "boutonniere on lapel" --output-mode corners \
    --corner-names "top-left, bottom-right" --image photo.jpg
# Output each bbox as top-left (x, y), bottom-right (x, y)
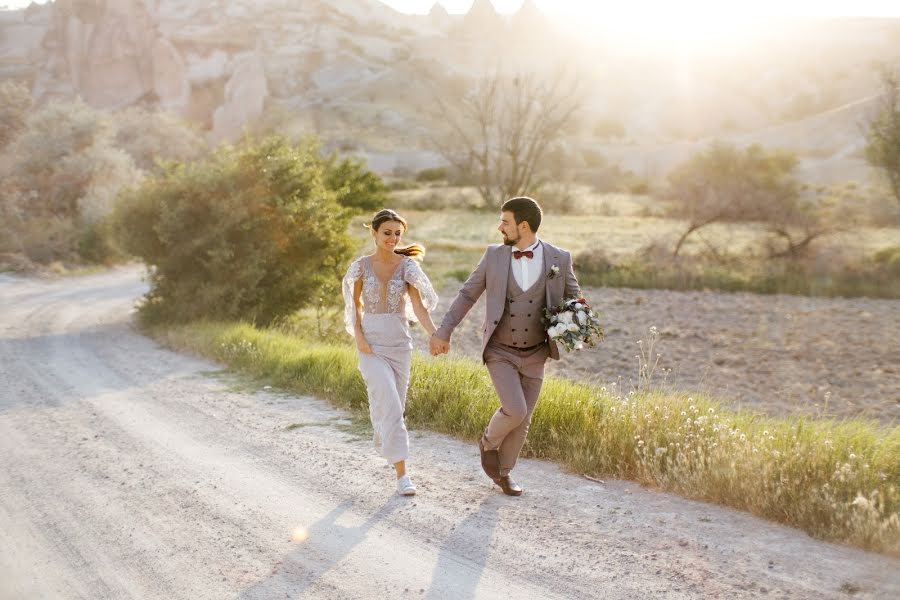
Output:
top-left (548, 265), bottom-right (560, 279)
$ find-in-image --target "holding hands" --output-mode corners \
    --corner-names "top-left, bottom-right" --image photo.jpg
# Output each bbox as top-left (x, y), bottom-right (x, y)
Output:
top-left (429, 334), bottom-right (449, 356)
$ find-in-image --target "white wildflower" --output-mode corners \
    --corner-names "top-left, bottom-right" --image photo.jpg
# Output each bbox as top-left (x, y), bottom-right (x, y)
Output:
top-left (852, 495), bottom-right (870, 510)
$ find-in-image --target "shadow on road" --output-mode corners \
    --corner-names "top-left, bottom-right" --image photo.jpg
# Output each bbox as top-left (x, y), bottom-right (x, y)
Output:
top-left (237, 497), bottom-right (402, 599)
top-left (425, 496), bottom-right (502, 600)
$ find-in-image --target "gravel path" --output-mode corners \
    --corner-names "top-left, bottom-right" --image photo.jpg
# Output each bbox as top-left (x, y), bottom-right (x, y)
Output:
top-left (424, 284), bottom-right (900, 423)
top-left (1, 268), bottom-right (898, 599)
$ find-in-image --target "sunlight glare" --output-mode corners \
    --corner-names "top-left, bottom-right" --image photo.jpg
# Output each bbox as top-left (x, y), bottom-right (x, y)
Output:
top-left (291, 526), bottom-right (309, 543)
top-left (563, 2), bottom-right (766, 50)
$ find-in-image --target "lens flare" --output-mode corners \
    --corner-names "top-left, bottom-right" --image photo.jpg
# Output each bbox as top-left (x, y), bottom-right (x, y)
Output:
top-left (291, 527), bottom-right (308, 543)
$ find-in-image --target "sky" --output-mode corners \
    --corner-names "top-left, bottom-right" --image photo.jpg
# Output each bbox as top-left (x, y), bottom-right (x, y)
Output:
top-left (3, 0), bottom-right (898, 44)
top-left (385, 0), bottom-right (900, 17)
top-left (2, 0), bottom-right (900, 16)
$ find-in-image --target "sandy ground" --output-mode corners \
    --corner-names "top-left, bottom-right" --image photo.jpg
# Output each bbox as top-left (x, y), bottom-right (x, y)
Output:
top-left (1, 267), bottom-right (899, 599)
top-left (421, 284), bottom-right (900, 424)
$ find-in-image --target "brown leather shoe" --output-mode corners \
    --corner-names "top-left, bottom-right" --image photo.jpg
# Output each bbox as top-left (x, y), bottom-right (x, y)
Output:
top-left (493, 475), bottom-right (523, 496)
top-left (478, 434), bottom-right (501, 480)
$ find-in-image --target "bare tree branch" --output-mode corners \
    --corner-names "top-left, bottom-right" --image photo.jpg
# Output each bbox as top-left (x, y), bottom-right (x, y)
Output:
top-left (427, 69), bottom-right (582, 206)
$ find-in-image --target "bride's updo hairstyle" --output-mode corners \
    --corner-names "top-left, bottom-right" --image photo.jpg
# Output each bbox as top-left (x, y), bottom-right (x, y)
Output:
top-left (368, 209), bottom-right (425, 258)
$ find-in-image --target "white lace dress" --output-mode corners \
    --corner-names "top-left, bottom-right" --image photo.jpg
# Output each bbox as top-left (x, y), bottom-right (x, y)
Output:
top-left (341, 255), bottom-right (438, 463)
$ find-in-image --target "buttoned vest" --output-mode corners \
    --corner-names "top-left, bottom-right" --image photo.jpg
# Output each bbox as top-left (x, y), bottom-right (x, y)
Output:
top-left (490, 259), bottom-right (547, 348)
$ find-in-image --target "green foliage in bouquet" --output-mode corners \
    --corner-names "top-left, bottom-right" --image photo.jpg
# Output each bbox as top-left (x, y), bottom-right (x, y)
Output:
top-left (114, 136), bottom-right (374, 325)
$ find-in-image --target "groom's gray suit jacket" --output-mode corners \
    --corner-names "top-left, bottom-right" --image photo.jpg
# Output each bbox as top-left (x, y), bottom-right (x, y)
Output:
top-left (435, 240), bottom-right (581, 361)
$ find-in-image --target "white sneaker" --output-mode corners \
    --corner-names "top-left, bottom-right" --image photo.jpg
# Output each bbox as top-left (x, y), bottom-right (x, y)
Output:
top-left (396, 475), bottom-right (416, 496)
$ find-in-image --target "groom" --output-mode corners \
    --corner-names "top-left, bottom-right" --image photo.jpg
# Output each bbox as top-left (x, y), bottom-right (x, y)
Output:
top-left (429, 197), bottom-right (582, 496)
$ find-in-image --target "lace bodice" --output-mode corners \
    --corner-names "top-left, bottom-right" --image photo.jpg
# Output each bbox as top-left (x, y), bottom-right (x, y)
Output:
top-left (342, 255), bottom-right (438, 336)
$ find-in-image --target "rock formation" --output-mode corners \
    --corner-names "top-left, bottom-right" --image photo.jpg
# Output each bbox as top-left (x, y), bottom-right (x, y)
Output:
top-left (428, 2), bottom-right (451, 30)
top-left (32, 0), bottom-right (190, 111)
top-left (211, 52), bottom-right (268, 142)
top-left (460, 0), bottom-right (504, 36)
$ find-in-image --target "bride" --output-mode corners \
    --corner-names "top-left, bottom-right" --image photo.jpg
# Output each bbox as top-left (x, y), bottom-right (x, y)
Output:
top-left (342, 209), bottom-right (439, 496)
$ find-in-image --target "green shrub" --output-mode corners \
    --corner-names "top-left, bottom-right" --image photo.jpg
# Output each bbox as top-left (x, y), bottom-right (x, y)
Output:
top-left (113, 136), bottom-right (358, 325)
top-left (872, 245), bottom-right (900, 278)
top-left (77, 219), bottom-right (122, 264)
top-left (415, 166), bottom-right (448, 182)
top-left (387, 178), bottom-right (418, 191)
top-left (323, 153), bottom-right (389, 212)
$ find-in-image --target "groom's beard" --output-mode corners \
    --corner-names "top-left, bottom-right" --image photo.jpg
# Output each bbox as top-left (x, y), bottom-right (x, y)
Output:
top-left (502, 233), bottom-right (517, 246)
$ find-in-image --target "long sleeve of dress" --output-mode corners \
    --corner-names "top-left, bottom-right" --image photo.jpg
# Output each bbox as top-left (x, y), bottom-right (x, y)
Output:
top-left (403, 258), bottom-right (438, 322)
top-left (342, 258), bottom-right (364, 336)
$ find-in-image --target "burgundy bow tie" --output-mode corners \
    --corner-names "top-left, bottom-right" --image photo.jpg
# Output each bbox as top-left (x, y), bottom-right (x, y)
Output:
top-left (513, 250), bottom-right (534, 260)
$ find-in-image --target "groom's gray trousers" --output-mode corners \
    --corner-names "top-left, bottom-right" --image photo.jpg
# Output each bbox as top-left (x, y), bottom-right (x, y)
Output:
top-left (482, 340), bottom-right (550, 476)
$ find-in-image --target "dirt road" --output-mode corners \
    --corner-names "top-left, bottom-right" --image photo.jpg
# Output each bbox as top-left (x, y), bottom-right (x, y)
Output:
top-left (1, 268), bottom-right (898, 599)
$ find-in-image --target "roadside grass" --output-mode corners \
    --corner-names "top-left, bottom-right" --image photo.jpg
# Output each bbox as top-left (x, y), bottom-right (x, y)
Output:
top-left (152, 320), bottom-right (899, 556)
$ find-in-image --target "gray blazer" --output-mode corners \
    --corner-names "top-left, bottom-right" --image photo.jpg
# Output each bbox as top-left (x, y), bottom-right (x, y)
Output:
top-left (435, 240), bottom-right (581, 361)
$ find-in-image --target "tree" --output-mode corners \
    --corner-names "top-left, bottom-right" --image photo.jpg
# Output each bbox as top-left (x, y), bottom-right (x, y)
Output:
top-left (665, 143), bottom-right (802, 258)
top-left (865, 66), bottom-right (900, 208)
top-left (430, 70), bottom-right (582, 206)
top-left (761, 190), bottom-right (840, 259)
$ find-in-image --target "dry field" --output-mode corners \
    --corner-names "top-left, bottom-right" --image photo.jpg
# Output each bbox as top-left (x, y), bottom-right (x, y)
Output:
top-left (415, 283), bottom-right (900, 424)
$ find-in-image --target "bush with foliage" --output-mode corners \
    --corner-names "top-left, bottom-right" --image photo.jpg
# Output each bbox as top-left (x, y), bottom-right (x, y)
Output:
top-left (415, 166), bottom-right (448, 182)
top-left (1, 99), bottom-right (138, 263)
top-left (0, 80), bottom-right (30, 150)
top-left (323, 152), bottom-right (389, 212)
top-left (113, 136), bottom-right (373, 325)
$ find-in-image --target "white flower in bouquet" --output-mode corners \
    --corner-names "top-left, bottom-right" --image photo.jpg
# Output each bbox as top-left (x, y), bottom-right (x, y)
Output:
top-left (542, 296), bottom-right (604, 352)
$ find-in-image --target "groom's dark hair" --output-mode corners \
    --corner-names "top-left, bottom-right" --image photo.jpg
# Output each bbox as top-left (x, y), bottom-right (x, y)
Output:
top-left (501, 197), bottom-right (542, 233)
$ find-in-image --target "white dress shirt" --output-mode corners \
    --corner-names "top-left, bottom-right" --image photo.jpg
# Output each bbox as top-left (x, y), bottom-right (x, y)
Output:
top-left (510, 239), bottom-right (543, 291)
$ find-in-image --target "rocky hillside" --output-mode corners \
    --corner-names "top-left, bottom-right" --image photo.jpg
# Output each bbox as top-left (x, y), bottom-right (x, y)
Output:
top-left (3, 0), bottom-right (900, 183)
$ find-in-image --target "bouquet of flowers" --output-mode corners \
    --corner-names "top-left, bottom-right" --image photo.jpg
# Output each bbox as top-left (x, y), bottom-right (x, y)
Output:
top-left (543, 297), bottom-right (604, 351)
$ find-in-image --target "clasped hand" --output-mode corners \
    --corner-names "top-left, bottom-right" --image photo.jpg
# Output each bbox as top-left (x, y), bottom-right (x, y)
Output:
top-left (429, 334), bottom-right (449, 356)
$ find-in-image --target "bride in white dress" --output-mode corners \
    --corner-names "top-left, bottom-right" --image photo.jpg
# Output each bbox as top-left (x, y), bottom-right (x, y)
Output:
top-left (342, 209), bottom-right (439, 496)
